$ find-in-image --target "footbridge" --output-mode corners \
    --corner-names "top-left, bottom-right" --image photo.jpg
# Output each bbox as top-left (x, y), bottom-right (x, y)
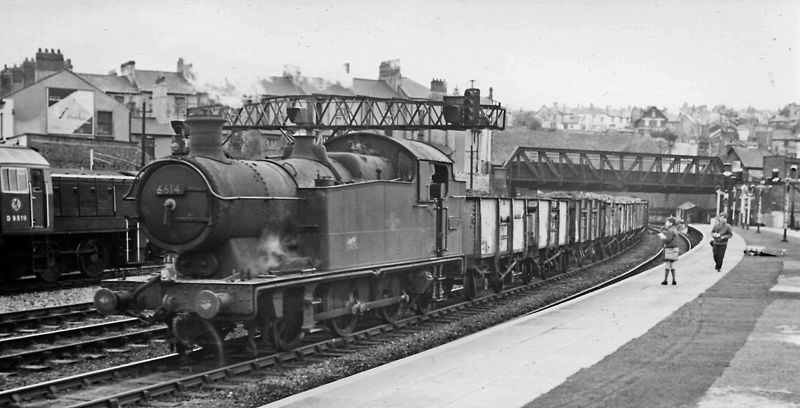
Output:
top-left (502, 147), bottom-right (726, 195)
top-left (501, 147), bottom-right (728, 220)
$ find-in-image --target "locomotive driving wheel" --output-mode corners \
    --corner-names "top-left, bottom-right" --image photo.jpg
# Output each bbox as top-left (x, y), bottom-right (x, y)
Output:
top-left (33, 242), bottom-right (64, 283)
top-left (413, 287), bottom-right (434, 314)
top-left (77, 239), bottom-right (109, 279)
top-left (271, 314), bottom-right (305, 351)
top-left (376, 275), bottom-right (405, 323)
top-left (325, 282), bottom-right (359, 336)
top-left (171, 314), bottom-right (227, 367)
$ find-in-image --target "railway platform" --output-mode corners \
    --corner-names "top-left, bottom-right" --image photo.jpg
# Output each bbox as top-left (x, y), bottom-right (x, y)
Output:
top-left (263, 224), bottom-right (800, 408)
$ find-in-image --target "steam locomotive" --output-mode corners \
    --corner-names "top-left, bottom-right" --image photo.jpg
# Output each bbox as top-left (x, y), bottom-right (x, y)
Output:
top-left (0, 144), bottom-right (148, 282)
top-left (94, 109), bottom-right (648, 357)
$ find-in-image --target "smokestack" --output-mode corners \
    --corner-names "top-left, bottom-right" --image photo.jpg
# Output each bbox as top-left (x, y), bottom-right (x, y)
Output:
top-left (185, 112), bottom-right (227, 160)
top-left (289, 130), bottom-right (318, 160)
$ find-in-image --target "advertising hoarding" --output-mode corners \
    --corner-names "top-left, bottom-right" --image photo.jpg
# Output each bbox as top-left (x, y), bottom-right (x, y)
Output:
top-left (47, 88), bottom-right (94, 135)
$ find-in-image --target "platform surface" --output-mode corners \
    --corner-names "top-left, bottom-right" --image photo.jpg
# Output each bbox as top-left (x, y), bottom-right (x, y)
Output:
top-left (263, 225), bottom-right (800, 408)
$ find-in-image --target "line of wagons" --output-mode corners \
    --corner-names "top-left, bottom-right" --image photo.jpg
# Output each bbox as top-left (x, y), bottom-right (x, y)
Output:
top-left (0, 144), bottom-right (151, 282)
top-left (463, 191), bottom-right (648, 297)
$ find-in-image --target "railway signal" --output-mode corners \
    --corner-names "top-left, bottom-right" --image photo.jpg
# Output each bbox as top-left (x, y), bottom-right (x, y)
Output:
top-left (463, 88), bottom-right (481, 126)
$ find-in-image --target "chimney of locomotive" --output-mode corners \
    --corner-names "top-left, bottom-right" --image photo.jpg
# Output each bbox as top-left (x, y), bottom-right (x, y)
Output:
top-left (185, 110), bottom-right (227, 160)
top-left (290, 130), bottom-right (318, 160)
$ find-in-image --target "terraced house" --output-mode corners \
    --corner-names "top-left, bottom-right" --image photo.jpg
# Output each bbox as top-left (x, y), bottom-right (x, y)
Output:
top-left (0, 49), bottom-right (207, 169)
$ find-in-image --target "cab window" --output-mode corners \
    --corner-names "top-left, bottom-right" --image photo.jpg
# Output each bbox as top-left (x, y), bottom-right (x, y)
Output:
top-left (1, 168), bottom-right (29, 193)
top-left (418, 162), bottom-right (449, 202)
top-left (397, 152), bottom-right (415, 182)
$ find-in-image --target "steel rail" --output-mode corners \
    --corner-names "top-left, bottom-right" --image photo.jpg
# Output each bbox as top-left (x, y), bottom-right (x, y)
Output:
top-left (0, 303), bottom-right (94, 327)
top-left (0, 354), bottom-right (178, 405)
top-left (0, 325), bottom-right (165, 369)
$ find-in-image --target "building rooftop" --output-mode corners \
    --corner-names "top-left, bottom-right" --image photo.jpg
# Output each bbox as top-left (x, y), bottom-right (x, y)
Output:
top-left (352, 78), bottom-right (402, 99)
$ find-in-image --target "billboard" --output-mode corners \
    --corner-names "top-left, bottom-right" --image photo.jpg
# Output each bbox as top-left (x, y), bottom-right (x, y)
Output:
top-left (47, 88), bottom-right (94, 135)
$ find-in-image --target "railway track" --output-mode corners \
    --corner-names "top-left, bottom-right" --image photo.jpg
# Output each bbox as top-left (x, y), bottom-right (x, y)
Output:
top-left (2, 228), bottom-right (696, 407)
top-left (0, 303), bottom-right (97, 333)
top-left (0, 321), bottom-right (165, 371)
top-left (0, 302), bottom-right (167, 372)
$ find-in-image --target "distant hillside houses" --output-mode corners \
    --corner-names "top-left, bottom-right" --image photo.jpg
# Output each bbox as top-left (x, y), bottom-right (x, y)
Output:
top-left (530, 102), bottom-right (800, 158)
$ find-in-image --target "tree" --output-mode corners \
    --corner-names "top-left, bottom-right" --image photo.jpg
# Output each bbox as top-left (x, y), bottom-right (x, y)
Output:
top-left (650, 128), bottom-right (678, 153)
top-left (511, 110), bottom-right (538, 128)
top-left (528, 118), bottom-right (542, 130)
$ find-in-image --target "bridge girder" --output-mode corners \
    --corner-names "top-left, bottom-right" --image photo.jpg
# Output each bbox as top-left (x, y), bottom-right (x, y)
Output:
top-left (504, 146), bottom-right (727, 195)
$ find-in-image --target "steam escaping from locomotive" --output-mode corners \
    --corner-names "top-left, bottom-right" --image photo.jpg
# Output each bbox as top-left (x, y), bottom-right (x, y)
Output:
top-left (245, 233), bottom-right (297, 275)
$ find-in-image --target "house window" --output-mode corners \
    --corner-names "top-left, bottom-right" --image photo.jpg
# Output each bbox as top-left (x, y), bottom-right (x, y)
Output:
top-left (97, 111), bottom-right (113, 136)
top-left (175, 96), bottom-right (186, 118)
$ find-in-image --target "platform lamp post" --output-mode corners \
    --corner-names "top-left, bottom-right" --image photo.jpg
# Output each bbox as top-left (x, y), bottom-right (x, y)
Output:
top-left (723, 169), bottom-right (741, 226)
top-left (752, 180), bottom-right (769, 233)
top-left (782, 165), bottom-right (797, 242)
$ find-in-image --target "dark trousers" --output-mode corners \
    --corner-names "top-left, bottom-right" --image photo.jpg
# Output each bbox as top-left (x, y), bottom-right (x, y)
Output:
top-left (712, 244), bottom-right (727, 270)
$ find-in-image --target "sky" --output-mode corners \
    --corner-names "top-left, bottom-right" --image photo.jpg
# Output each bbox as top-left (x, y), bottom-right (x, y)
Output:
top-left (1, 0), bottom-right (798, 112)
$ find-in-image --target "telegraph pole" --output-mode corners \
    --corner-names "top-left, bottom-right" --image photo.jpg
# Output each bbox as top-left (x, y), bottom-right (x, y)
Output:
top-left (141, 100), bottom-right (146, 168)
top-left (469, 145), bottom-right (475, 190)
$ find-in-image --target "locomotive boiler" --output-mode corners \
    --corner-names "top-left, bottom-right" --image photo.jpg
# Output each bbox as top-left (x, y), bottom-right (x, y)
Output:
top-left (95, 106), bottom-right (648, 361)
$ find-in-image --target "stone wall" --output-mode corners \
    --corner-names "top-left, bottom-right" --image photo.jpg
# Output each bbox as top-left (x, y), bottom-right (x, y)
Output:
top-left (28, 134), bottom-right (143, 171)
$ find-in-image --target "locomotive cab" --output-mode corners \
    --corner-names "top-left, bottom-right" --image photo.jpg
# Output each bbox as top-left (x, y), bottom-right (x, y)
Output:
top-left (0, 147), bottom-right (53, 233)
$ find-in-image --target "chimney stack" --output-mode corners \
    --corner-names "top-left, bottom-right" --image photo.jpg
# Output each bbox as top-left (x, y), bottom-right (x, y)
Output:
top-left (120, 60), bottom-right (136, 85)
top-left (153, 76), bottom-right (169, 125)
top-left (430, 78), bottom-right (447, 93)
top-left (378, 59), bottom-right (401, 92)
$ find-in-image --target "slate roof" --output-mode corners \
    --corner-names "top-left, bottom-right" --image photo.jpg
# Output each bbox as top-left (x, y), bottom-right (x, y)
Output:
top-left (3, 68), bottom-right (109, 98)
top-left (259, 76), bottom-right (306, 96)
top-left (398, 77), bottom-right (430, 99)
top-left (78, 73), bottom-right (139, 94)
top-left (728, 146), bottom-right (771, 169)
top-left (78, 70), bottom-right (196, 95)
top-left (134, 70), bottom-right (195, 94)
top-left (259, 76), bottom-right (354, 96)
top-left (352, 78), bottom-right (402, 98)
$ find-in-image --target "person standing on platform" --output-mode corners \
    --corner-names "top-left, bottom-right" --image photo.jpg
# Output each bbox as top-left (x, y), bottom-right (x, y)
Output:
top-left (659, 216), bottom-right (680, 285)
top-left (711, 213), bottom-right (733, 272)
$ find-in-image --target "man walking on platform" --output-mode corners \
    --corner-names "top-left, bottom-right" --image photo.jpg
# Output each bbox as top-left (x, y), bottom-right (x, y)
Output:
top-left (711, 213), bottom-right (733, 272)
